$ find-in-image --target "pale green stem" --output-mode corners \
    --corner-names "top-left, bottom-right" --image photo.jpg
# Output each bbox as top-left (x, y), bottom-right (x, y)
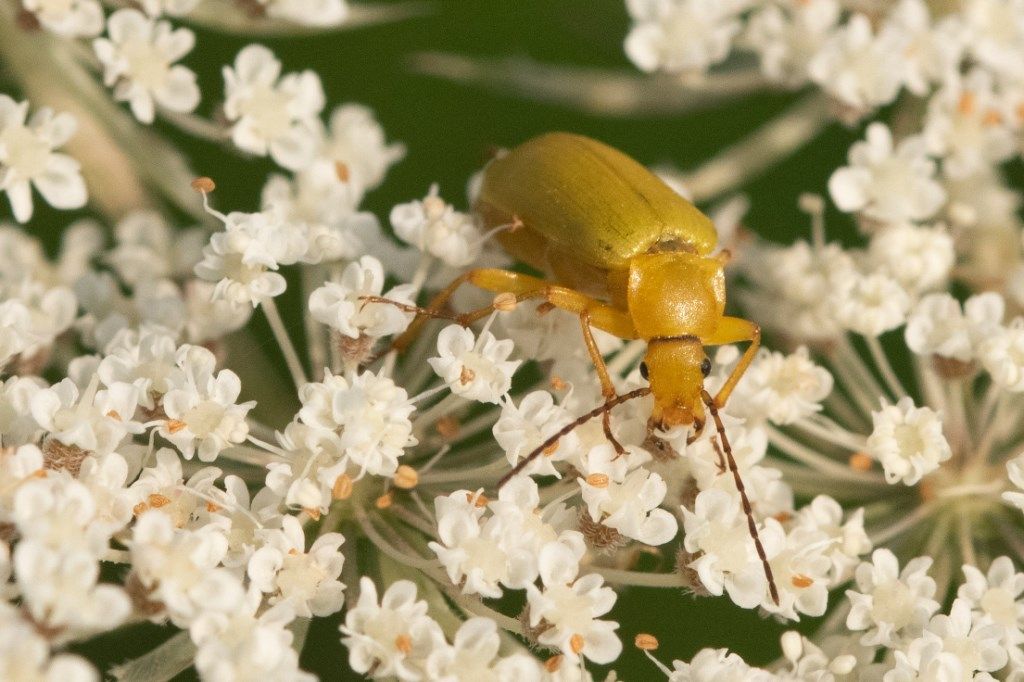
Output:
top-left (794, 415), bottom-right (868, 452)
top-left (261, 297), bottom-right (309, 389)
top-left (301, 264), bottom-right (329, 382)
top-left (591, 566), bottom-right (686, 589)
top-left (865, 336), bottom-right (908, 401)
top-left (765, 425), bottom-right (884, 483)
top-left (868, 502), bottom-right (935, 546)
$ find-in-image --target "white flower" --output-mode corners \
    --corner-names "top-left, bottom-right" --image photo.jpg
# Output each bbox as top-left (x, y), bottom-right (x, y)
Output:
top-left (492, 390), bottom-right (581, 478)
top-left (846, 549), bottom-right (940, 647)
top-left (21, 0), bottom-right (102, 37)
top-left (160, 344), bottom-right (255, 461)
top-left (668, 647), bottom-right (770, 681)
top-left (297, 369), bottom-right (416, 478)
top-left (867, 223), bottom-right (955, 295)
top-left (525, 541), bottom-right (621, 664)
top-left (130, 510), bottom-right (244, 627)
top-left (0, 96), bottom-right (87, 223)
top-left (884, 0), bottom-right (966, 96)
top-left (13, 471), bottom-right (118, 557)
top-left (918, 598), bottom-right (1009, 676)
top-left (265, 421), bottom-right (346, 513)
top-left (961, 0), bottom-right (1024, 81)
top-left (0, 377), bottom-right (44, 446)
top-left (426, 618), bottom-right (543, 681)
top-left (624, 0), bottom-right (748, 76)
top-left (763, 524), bottom-right (833, 619)
top-left (308, 255), bottom-right (416, 339)
top-left (742, 0), bottom-right (841, 87)
top-left (129, 447), bottom-right (222, 529)
top-left (261, 169), bottom-right (380, 264)
top-left (725, 347), bottom-right (833, 425)
top-left (682, 489), bottom-right (777, 609)
top-left (183, 279), bottom-right (253, 345)
top-left (978, 319), bottom-right (1024, 391)
top-left (93, 10), bottom-right (200, 124)
top-left (831, 272), bottom-right (911, 338)
top-left (340, 577), bottom-right (446, 681)
top-left (793, 496), bottom-right (871, 585)
top-left (579, 444), bottom-right (678, 546)
top-left (867, 396), bottom-right (951, 486)
top-left (923, 70), bottom-right (1016, 179)
top-left (0, 611), bottom-right (98, 681)
top-left (223, 45), bottom-right (325, 170)
top-left (30, 375), bottom-right (142, 456)
top-left (97, 327), bottom-right (179, 409)
top-left (904, 292), bottom-right (1005, 361)
top-left (390, 185), bottom-right (482, 268)
top-left (191, 595), bottom-right (313, 682)
top-left (14, 543), bottom-right (131, 643)
top-left (808, 14), bottom-right (905, 113)
top-left (106, 210), bottom-right (205, 285)
top-left (247, 515), bottom-right (345, 618)
top-left (429, 325), bottom-right (520, 404)
top-left (258, 0), bottom-right (347, 26)
top-left (828, 123), bottom-right (946, 226)
top-left (958, 557), bottom-right (1024, 667)
top-left (194, 208), bottom-right (307, 307)
top-left (317, 104), bottom-right (404, 195)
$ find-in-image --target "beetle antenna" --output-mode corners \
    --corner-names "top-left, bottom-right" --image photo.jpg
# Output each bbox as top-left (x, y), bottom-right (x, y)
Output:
top-left (700, 388), bottom-right (780, 606)
top-left (496, 387), bottom-right (651, 490)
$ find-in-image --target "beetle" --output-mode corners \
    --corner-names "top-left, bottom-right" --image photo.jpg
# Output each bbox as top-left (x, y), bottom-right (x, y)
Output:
top-left (369, 132), bottom-right (775, 603)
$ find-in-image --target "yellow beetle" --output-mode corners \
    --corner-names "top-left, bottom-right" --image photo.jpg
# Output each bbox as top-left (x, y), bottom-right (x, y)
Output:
top-left (374, 132), bottom-right (775, 603)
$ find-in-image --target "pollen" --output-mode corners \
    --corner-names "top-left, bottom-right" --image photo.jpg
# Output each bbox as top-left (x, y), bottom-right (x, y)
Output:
top-left (394, 634), bottom-right (412, 654)
top-left (205, 501), bottom-right (221, 513)
top-left (585, 473), bottom-right (610, 488)
top-left (393, 465), bottom-right (418, 490)
top-left (436, 415), bottom-right (459, 440)
top-left (459, 366), bottom-right (476, 385)
top-left (544, 655), bottom-right (563, 672)
top-left (634, 633), bottom-right (659, 651)
top-left (190, 176), bottom-right (216, 193)
top-left (334, 161), bottom-right (350, 183)
top-left (332, 474), bottom-right (353, 500)
top-left (148, 493), bottom-right (171, 508)
top-left (542, 439), bottom-right (560, 456)
top-left (375, 492), bottom-right (393, 509)
top-left (791, 574), bottom-right (814, 588)
top-left (166, 419), bottom-right (187, 434)
top-left (303, 507), bottom-right (322, 520)
top-left (849, 452), bottom-right (873, 472)
top-left (466, 491), bottom-right (488, 507)
top-left (106, 410), bottom-right (122, 421)
top-left (570, 633), bottom-right (585, 654)
top-left (550, 376), bottom-right (567, 391)
top-left (957, 91), bottom-right (976, 116)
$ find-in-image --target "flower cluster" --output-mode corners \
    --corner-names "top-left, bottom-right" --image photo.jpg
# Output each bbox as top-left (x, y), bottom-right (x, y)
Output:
top-left (3, 0), bottom-right (1024, 679)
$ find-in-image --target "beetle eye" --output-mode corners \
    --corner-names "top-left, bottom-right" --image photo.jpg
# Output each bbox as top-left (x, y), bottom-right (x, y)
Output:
top-left (700, 358), bottom-right (712, 377)
top-left (639, 362), bottom-right (649, 380)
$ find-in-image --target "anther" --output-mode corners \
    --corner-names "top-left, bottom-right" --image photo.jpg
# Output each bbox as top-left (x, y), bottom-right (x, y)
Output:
top-left (570, 634), bottom-right (585, 654)
top-left (585, 473), bottom-right (609, 488)
top-left (394, 634), bottom-right (412, 654)
top-left (791, 574), bottom-right (813, 588)
top-left (191, 176), bottom-right (216, 193)
top-left (848, 452), bottom-right (873, 472)
top-left (634, 633), bottom-right (659, 651)
top-left (375, 492), bottom-right (393, 509)
top-left (332, 474), bottom-right (353, 500)
top-left (393, 465), bottom-right (418, 490)
top-left (436, 415), bottom-right (459, 440)
top-left (544, 655), bottom-right (563, 672)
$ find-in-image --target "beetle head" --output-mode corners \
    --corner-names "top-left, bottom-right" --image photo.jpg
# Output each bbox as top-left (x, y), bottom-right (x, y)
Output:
top-left (642, 335), bottom-right (711, 430)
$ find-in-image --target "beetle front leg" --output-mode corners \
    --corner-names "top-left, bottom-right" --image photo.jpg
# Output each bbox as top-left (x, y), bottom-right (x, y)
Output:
top-left (702, 316), bottom-right (761, 409)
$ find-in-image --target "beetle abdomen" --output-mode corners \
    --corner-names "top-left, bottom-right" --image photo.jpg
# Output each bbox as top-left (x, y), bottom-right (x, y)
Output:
top-left (475, 132), bottom-right (717, 271)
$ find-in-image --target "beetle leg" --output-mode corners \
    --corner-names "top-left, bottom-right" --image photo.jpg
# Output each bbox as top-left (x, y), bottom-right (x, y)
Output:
top-left (701, 316), bottom-right (761, 409)
top-left (578, 311), bottom-right (627, 457)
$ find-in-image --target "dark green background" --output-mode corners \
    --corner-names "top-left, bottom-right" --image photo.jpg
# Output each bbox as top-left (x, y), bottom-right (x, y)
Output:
top-left (2, 0), bottom-right (865, 677)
